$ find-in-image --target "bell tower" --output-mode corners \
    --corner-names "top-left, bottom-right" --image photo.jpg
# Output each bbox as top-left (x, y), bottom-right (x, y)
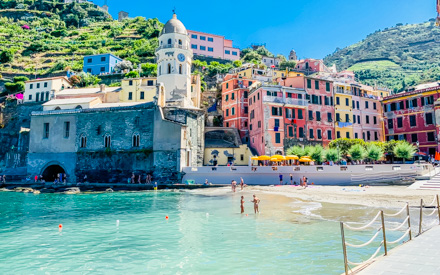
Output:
top-left (156, 13), bottom-right (193, 108)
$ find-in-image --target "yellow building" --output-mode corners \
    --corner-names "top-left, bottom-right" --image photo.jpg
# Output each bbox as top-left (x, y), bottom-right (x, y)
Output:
top-left (120, 77), bottom-right (157, 102)
top-left (334, 83), bottom-right (354, 139)
top-left (273, 70), bottom-right (304, 79)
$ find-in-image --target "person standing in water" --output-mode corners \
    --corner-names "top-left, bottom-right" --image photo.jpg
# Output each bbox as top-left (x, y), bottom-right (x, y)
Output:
top-left (240, 196), bottom-right (245, 213)
top-left (240, 177), bottom-right (244, 191)
top-left (251, 194), bottom-right (260, 214)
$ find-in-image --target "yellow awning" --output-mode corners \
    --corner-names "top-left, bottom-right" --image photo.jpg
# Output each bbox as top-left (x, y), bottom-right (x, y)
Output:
top-left (299, 158), bottom-right (312, 162)
top-left (286, 155), bottom-right (299, 160)
top-left (259, 155), bottom-right (271, 160)
top-left (251, 157), bottom-right (259, 160)
top-left (271, 155), bottom-right (284, 159)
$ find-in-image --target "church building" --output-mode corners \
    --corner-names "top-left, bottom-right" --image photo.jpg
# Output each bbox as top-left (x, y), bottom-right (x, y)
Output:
top-left (27, 14), bottom-right (204, 183)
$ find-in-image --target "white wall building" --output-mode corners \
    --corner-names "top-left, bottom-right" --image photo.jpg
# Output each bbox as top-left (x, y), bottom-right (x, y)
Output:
top-left (24, 76), bottom-right (72, 103)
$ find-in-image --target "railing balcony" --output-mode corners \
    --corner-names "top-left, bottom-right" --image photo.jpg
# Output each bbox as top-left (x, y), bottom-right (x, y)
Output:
top-left (156, 44), bottom-right (189, 51)
top-left (263, 96), bottom-right (308, 106)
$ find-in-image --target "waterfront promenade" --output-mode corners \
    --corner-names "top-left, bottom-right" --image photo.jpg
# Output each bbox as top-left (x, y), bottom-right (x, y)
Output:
top-left (357, 225), bottom-right (440, 274)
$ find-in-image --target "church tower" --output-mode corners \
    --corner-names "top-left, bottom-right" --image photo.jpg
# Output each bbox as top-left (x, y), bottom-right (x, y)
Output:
top-left (156, 13), bottom-right (193, 108)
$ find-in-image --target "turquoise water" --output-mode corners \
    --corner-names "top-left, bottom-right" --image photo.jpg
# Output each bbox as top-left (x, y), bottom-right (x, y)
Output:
top-left (0, 190), bottom-right (405, 274)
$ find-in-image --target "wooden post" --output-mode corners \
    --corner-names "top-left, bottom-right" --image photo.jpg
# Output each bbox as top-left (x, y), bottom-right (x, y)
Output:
top-left (340, 222), bottom-right (349, 275)
top-left (380, 210), bottom-right (387, 256)
top-left (437, 195), bottom-right (440, 225)
top-left (419, 199), bottom-right (423, 235)
top-left (406, 203), bottom-right (412, 241)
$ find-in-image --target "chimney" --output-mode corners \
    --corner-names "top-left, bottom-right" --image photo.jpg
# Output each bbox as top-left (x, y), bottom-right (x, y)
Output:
top-left (100, 84), bottom-right (105, 92)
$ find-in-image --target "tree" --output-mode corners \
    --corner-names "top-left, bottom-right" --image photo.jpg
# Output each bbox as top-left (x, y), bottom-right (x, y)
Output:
top-left (114, 60), bottom-right (133, 72)
top-left (324, 148), bottom-right (341, 162)
top-left (256, 46), bottom-right (273, 57)
top-left (310, 145), bottom-right (324, 163)
top-left (349, 144), bottom-right (367, 161)
top-left (73, 72), bottom-right (100, 87)
top-left (233, 60), bottom-right (242, 68)
top-left (13, 76), bottom-right (29, 82)
top-left (393, 141), bottom-right (416, 160)
top-left (366, 143), bottom-right (384, 161)
top-left (286, 145), bottom-right (305, 157)
top-left (125, 71), bottom-right (139, 78)
top-left (329, 138), bottom-right (365, 157)
top-left (0, 50), bottom-right (13, 63)
top-left (279, 60), bottom-right (297, 70)
top-left (242, 51), bottom-right (261, 62)
top-left (304, 145), bottom-right (314, 157)
top-left (141, 63), bottom-right (157, 77)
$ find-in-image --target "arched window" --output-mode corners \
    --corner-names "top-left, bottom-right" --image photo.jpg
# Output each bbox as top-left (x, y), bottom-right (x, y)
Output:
top-left (178, 39), bottom-right (182, 45)
top-left (80, 135), bottom-right (87, 148)
top-left (104, 135), bottom-right (111, 148)
top-left (54, 107), bottom-right (61, 110)
top-left (167, 38), bottom-right (172, 45)
top-left (75, 105), bottom-right (82, 109)
top-left (132, 134), bottom-right (140, 147)
top-left (36, 93), bottom-right (39, 102)
top-left (167, 63), bottom-right (171, 74)
top-left (179, 64), bottom-right (182, 74)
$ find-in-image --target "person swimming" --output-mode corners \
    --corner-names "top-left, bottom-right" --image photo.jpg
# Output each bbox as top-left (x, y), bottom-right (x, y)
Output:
top-left (251, 194), bottom-right (260, 214)
top-left (240, 196), bottom-right (245, 214)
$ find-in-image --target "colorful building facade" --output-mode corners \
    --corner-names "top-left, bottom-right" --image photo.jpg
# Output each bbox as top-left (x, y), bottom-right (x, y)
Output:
top-left (187, 30), bottom-right (240, 61)
top-left (83, 53), bottom-right (123, 75)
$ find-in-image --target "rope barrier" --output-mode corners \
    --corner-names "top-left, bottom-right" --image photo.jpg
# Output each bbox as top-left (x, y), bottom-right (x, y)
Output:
top-left (424, 208), bottom-right (438, 217)
top-left (424, 219), bottom-right (438, 228)
top-left (344, 211), bottom-right (381, 231)
top-left (347, 242), bottom-right (383, 266)
top-left (345, 228), bottom-right (382, 248)
top-left (427, 196), bottom-right (437, 207)
top-left (387, 229), bottom-right (410, 244)
top-left (383, 204), bottom-right (407, 217)
top-left (387, 216), bottom-right (410, 232)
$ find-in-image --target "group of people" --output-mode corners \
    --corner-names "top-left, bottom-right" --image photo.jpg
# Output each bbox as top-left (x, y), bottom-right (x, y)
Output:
top-left (241, 195), bottom-right (260, 214)
top-left (230, 177), bottom-right (247, 192)
top-left (129, 173), bottom-right (153, 184)
top-left (279, 174), bottom-right (309, 188)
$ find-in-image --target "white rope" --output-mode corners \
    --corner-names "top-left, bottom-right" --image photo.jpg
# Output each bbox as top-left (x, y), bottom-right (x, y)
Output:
top-left (424, 220), bottom-right (439, 229)
top-left (387, 229), bottom-right (410, 244)
top-left (383, 204), bottom-right (407, 217)
top-left (347, 242), bottom-right (383, 266)
top-left (427, 196), bottom-right (437, 207)
top-left (424, 208), bottom-right (438, 217)
top-left (387, 216), bottom-right (410, 231)
top-left (345, 228), bottom-right (382, 248)
top-left (344, 211), bottom-right (382, 231)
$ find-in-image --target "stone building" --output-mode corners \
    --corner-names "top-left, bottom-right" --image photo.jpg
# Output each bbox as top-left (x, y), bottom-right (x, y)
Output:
top-left (27, 13), bottom-right (204, 183)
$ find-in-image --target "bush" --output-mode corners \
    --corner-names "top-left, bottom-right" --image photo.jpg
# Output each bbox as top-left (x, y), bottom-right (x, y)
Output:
top-left (310, 145), bottom-right (324, 163)
top-left (233, 60), bottom-right (242, 68)
top-left (5, 82), bottom-right (25, 93)
top-left (393, 141), bottom-right (416, 160)
top-left (366, 143), bottom-right (384, 161)
top-left (51, 29), bottom-right (68, 37)
top-left (13, 76), bottom-right (29, 82)
top-left (286, 145), bottom-right (305, 157)
top-left (324, 148), bottom-right (341, 162)
top-left (125, 71), bottom-right (139, 78)
top-left (0, 50), bottom-right (13, 63)
top-left (349, 144), bottom-right (367, 161)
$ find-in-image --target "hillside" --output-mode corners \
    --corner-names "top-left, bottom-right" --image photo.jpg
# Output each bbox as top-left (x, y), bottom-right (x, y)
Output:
top-left (324, 20), bottom-right (440, 92)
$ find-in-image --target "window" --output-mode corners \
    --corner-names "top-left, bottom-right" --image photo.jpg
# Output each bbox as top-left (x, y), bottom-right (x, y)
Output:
top-left (326, 82), bottom-right (330, 92)
top-left (274, 119), bottom-right (280, 127)
top-left (244, 106), bottom-right (248, 114)
top-left (244, 91), bottom-right (248, 98)
top-left (64, 122), bottom-right (70, 138)
top-left (373, 102), bottom-right (377, 110)
top-left (366, 115), bottom-right (370, 124)
top-left (426, 113), bottom-right (433, 125)
top-left (30, 84), bottom-right (33, 89)
top-left (412, 98), bottom-right (418, 108)
top-left (178, 39), bottom-right (182, 45)
top-left (43, 123), bottom-right (49, 139)
top-left (168, 38), bottom-right (172, 44)
top-left (226, 83), bottom-right (229, 89)
top-left (315, 80), bottom-right (319, 89)
top-left (317, 129), bottom-right (322, 139)
top-left (226, 109), bottom-right (229, 117)
top-left (191, 44), bottom-right (197, 49)
top-left (258, 121), bottom-right (261, 128)
top-left (327, 112), bottom-right (332, 122)
top-left (337, 131), bottom-right (341, 138)
top-left (411, 133), bottom-right (418, 143)
top-left (352, 100), bottom-right (355, 109)
top-left (298, 110), bottom-right (303, 119)
top-left (428, 132), bottom-right (436, 142)
top-left (397, 117), bottom-right (403, 128)
top-left (225, 50), bottom-right (230, 55)
top-left (147, 80), bottom-right (154, 86)
top-left (316, 111), bottom-right (321, 121)
top-left (231, 93), bottom-right (235, 100)
top-left (356, 101), bottom-right (359, 109)
top-left (374, 132), bottom-right (378, 141)
top-left (129, 80), bottom-right (133, 86)
top-left (101, 56), bottom-right (106, 62)
top-left (410, 115), bottom-right (416, 127)
top-left (307, 79), bottom-right (311, 89)
top-left (200, 46), bottom-right (206, 51)
top-left (80, 136), bottom-right (87, 148)
top-left (128, 92), bottom-right (133, 100)
top-left (336, 97), bottom-right (340, 105)
top-left (373, 116), bottom-right (377, 124)
top-left (104, 135), bottom-right (111, 148)
top-left (140, 92), bottom-right (145, 100)
top-left (232, 51), bottom-right (238, 56)
top-left (355, 133), bottom-right (359, 139)
top-left (36, 93), bottom-right (39, 102)
top-left (191, 34), bottom-right (197, 39)
top-left (271, 107), bottom-right (282, 116)
top-left (208, 47), bottom-right (214, 52)
top-left (345, 114), bottom-right (349, 122)
top-left (37, 83), bottom-right (40, 89)
top-left (353, 115), bottom-right (356, 124)
top-left (365, 101), bottom-right (369, 109)
top-left (167, 63), bottom-right (171, 74)
top-left (324, 97), bottom-right (329, 106)
top-left (345, 98), bottom-right (349, 106)
top-left (309, 110), bottom-right (313, 120)
top-left (200, 36), bottom-right (206, 40)
top-left (399, 101), bottom-right (404, 110)
top-left (328, 130), bottom-right (332, 140)
top-left (367, 131), bottom-right (371, 141)
top-left (179, 64), bottom-right (182, 74)
top-left (87, 58), bottom-right (92, 63)
top-left (309, 129), bottom-right (314, 139)
top-left (346, 132), bottom-right (350, 138)
top-left (87, 68), bottom-right (92, 73)
top-left (388, 119), bottom-right (394, 129)
top-left (46, 92), bottom-right (49, 101)
top-left (231, 107), bottom-right (235, 115)
top-left (133, 134), bottom-right (140, 147)
top-left (100, 67), bottom-right (105, 72)
top-left (226, 122), bottom-right (229, 127)
top-left (44, 82), bottom-right (48, 88)
top-left (275, 133), bottom-right (281, 143)
top-left (336, 113), bottom-right (340, 122)
top-left (208, 37), bottom-right (214, 42)
top-left (299, 127), bottom-right (304, 138)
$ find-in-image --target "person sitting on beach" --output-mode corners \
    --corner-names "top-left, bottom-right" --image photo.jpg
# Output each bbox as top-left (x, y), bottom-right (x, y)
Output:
top-left (251, 195), bottom-right (260, 214)
top-left (240, 196), bottom-right (245, 213)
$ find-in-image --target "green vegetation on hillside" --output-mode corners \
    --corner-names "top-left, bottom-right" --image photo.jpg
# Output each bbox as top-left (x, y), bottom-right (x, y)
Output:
top-left (324, 20), bottom-right (440, 92)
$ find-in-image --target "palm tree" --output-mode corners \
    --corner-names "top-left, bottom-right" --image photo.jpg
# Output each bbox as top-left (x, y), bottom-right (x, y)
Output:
top-left (349, 144), bottom-right (367, 161)
top-left (366, 143), bottom-right (384, 162)
top-left (310, 145), bottom-right (324, 163)
top-left (393, 141), bottom-right (417, 161)
top-left (324, 148), bottom-right (341, 162)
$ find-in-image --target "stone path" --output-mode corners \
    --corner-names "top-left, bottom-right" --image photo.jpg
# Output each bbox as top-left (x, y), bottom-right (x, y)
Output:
top-left (357, 226), bottom-right (440, 274)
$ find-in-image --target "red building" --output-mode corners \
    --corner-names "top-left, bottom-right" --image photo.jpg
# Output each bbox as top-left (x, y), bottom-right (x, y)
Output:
top-left (383, 83), bottom-right (440, 155)
top-left (221, 74), bottom-right (254, 142)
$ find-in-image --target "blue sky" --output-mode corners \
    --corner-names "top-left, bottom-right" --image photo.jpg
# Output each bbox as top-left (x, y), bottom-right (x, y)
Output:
top-left (101, 0), bottom-right (435, 59)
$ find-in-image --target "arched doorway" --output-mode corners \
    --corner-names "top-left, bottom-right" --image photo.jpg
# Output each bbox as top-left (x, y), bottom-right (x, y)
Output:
top-left (42, 164), bottom-right (65, 182)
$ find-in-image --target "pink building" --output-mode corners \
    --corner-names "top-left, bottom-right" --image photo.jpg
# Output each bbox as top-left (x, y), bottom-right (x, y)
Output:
top-left (248, 85), bottom-right (308, 156)
top-left (187, 30), bottom-right (240, 61)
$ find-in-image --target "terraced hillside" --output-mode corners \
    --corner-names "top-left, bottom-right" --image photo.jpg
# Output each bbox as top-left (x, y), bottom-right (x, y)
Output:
top-left (324, 20), bottom-right (440, 92)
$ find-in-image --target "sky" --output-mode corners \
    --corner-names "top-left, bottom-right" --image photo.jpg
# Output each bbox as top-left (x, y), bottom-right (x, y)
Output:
top-left (100, 0), bottom-right (435, 59)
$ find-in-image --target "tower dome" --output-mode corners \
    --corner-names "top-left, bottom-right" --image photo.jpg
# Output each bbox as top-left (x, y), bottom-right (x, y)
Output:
top-left (161, 13), bottom-right (187, 35)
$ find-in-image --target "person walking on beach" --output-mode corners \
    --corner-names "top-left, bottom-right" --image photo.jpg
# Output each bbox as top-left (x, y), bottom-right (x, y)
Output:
top-left (240, 177), bottom-right (244, 190)
top-left (240, 196), bottom-right (245, 213)
top-left (279, 174), bottom-right (283, 185)
top-left (231, 180), bottom-right (237, 192)
top-left (251, 194), bottom-right (260, 214)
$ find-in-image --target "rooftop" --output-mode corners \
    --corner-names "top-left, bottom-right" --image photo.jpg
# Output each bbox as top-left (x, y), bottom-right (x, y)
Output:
top-left (25, 76), bottom-right (71, 84)
top-left (43, 97), bottom-right (99, 106)
top-left (56, 86), bottom-right (122, 95)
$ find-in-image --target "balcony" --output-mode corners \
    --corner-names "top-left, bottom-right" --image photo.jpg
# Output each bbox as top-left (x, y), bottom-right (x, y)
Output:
top-left (156, 44), bottom-right (189, 51)
top-left (263, 96), bottom-right (308, 107)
